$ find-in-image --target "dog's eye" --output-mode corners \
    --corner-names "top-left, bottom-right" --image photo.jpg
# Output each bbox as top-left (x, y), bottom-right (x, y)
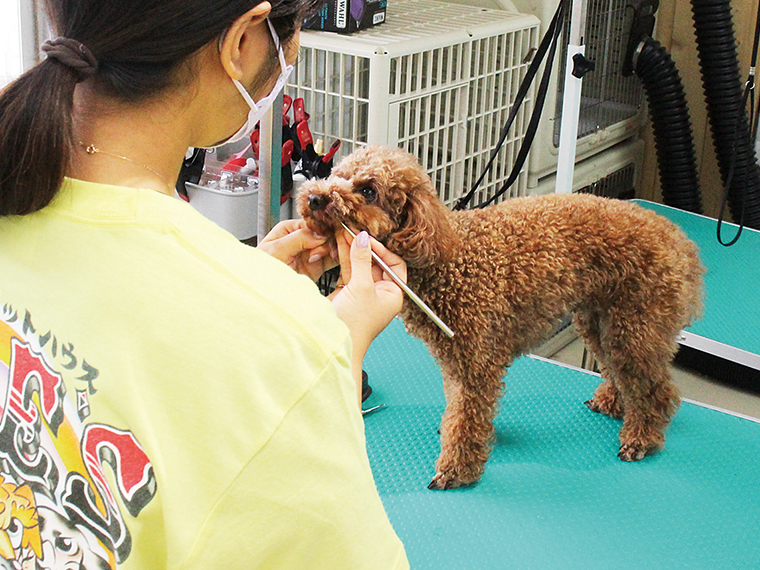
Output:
top-left (355, 186), bottom-right (377, 203)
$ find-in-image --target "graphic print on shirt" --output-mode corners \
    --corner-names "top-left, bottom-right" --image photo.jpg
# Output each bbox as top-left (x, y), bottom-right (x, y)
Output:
top-left (0, 308), bottom-right (157, 569)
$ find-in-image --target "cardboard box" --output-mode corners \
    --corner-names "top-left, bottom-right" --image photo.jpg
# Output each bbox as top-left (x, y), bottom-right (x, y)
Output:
top-left (303, 0), bottom-right (387, 33)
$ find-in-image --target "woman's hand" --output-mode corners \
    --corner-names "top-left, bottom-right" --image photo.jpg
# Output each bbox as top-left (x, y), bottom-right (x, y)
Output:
top-left (257, 219), bottom-right (337, 281)
top-left (330, 229), bottom-right (406, 402)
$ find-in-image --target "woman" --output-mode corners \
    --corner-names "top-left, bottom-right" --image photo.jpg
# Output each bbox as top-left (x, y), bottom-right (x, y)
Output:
top-left (0, 0), bottom-right (409, 568)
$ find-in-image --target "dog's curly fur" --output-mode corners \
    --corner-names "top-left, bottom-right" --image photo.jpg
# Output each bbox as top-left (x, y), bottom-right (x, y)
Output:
top-left (297, 145), bottom-right (705, 490)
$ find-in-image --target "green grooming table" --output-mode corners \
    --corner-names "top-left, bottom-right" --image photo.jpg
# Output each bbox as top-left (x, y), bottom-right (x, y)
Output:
top-left (635, 200), bottom-right (760, 370)
top-left (364, 319), bottom-right (760, 570)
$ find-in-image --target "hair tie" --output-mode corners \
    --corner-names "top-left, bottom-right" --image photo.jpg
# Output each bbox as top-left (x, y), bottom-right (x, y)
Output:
top-left (41, 37), bottom-right (98, 82)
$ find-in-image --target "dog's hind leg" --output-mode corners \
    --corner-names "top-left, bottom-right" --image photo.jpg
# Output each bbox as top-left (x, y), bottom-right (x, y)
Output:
top-left (573, 310), bottom-right (624, 419)
top-left (585, 379), bottom-right (624, 419)
top-left (428, 360), bottom-right (506, 490)
top-left (600, 312), bottom-right (681, 462)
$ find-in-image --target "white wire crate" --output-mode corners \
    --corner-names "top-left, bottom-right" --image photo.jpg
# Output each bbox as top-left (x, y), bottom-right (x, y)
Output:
top-left (439, 0), bottom-right (646, 186)
top-left (287, 0), bottom-right (540, 207)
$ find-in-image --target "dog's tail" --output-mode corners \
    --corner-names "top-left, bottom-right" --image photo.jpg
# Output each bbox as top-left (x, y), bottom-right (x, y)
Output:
top-left (680, 239), bottom-right (706, 328)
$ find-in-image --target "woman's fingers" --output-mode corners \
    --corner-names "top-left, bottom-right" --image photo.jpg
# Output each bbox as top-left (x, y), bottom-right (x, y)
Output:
top-left (334, 229), bottom-right (353, 284)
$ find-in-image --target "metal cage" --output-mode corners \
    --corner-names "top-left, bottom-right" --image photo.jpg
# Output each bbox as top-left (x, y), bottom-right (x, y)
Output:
top-left (287, 0), bottom-right (540, 207)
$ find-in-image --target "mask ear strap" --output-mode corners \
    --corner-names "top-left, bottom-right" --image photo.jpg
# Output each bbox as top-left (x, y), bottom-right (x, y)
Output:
top-left (217, 25), bottom-right (228, 53)
top-left (266, 19), bottom-right (288, 72)
top-left (218, 19), bottom-right (285, 62)
top-left (232, 77), bottom-right (258, 109)
top-left (225, 19), bottom-right (290, 111)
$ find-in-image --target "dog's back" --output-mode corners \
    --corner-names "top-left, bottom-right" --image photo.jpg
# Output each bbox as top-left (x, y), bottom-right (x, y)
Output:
top-left (407, 192), bottom-right (704, 355)
top-left (459, 193), bottom-right (701, 310)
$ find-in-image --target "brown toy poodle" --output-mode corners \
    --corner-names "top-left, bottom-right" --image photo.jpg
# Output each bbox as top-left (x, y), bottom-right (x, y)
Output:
top-left (297, 145), bottom-right (704, 490)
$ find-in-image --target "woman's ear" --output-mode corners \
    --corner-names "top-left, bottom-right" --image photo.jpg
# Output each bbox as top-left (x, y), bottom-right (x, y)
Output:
top-left (385, 184), bottom-right (457, 268)
top-left (219, 2), bottom-right (272, 80)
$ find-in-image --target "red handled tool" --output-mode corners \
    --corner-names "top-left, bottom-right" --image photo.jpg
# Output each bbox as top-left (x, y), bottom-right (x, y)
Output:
top-left (250, 127), bottom-right (260, 159)
top-left (281, 139), bottom-right (294, 167)
top-left (280, 139), bottom-right (295, 203)
top-left (293, 97), bottom-right (309, 124)
top-left (282, 95), bottom-right (292, 126)
top-left (295, 120), bottom-right (324, 179)
top-left (221, 156), bottom-right (248, 172)
top-left (322, 139), bottom-right (341, 163)
top-left (220, 125), bottom-right (261, 170)
top-left (290, 98), bottom-right (310, 162)
top-left (296, 120), bottom-right (319, 168)
top-left (315, 139), bottom-right (342, 178)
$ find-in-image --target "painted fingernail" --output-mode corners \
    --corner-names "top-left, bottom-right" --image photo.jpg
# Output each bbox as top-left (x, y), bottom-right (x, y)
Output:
top-left (308, 253), bottom-right (323, 264)
top-left (357, 231), bottom-right (369, 248)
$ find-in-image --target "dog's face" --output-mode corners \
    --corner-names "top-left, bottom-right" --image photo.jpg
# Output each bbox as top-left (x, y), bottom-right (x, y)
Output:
top-left (296, 145), bottom-right (455, 267)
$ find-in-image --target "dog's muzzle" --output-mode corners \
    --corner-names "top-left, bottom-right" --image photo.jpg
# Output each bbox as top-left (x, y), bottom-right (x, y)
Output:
top-left (308, 193), bottom-right (329, 211)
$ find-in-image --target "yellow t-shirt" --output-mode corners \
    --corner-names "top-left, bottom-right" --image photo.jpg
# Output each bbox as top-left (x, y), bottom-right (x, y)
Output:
top-left (0, 178), bottom-right (408, 570)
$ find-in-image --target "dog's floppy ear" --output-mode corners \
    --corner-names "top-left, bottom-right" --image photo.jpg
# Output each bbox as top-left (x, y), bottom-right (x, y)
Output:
top-left (385, 182), bottom-right (457, 268)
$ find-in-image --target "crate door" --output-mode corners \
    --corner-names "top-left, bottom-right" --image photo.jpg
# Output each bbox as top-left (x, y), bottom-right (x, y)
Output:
top-left (388, 85), bottom-right (470, 208)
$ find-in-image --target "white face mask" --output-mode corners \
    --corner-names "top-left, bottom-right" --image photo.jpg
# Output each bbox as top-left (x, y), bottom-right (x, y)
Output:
top-left (208, 19), bottom-right (294, 148)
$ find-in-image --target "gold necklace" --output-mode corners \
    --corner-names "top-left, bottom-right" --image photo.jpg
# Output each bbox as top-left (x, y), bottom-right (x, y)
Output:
top-left (80, 141), bottom-right (174, 193)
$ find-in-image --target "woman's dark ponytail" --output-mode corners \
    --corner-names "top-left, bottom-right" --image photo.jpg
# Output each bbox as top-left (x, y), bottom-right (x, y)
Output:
top-left (0, 59), bottom-right (78, 215)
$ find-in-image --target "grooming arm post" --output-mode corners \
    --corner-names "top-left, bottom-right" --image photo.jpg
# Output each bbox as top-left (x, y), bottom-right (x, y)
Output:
top-left (258, 91), bottom-right (284, 241)
top-left (555, 0), bottom-right (590, 194)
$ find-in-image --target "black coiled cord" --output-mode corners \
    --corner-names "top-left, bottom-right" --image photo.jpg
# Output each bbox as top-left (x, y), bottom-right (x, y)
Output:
top-left (634, 37), bottom-right (703, 214)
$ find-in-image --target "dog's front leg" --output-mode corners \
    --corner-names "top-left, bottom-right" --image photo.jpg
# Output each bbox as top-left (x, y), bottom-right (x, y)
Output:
top-left (428, 362), bottom-right (506, 490)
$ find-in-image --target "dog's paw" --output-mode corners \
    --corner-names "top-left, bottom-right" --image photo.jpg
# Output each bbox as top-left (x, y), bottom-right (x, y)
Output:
top-left (618, 443), bottom-right (648, 462)
top-left (584, 396), bottom-right (623, 419)
top-left (428, 472), bottom-right (461, 491)
top-left (584, 398), bottom-right (604, 413)
top-left (427, 469), bottom-right (479, 491)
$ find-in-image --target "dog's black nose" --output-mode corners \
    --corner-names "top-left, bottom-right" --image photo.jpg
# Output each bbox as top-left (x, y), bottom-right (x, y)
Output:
top-left (308, 194), bottom-right (328, 211)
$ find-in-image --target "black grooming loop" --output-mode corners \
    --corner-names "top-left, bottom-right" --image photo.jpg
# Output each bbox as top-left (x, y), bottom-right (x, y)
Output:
top-left (716, 0), bottom-right (760, 246)
top-left (454, 0), bottom-right (569, 211)
top-left (318, 266), bottom-right (341, 296)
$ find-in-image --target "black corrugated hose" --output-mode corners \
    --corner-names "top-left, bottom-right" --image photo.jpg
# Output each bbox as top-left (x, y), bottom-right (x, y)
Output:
top-left (634, 37), bottom-right (703, 214)
top-left (691, 0), bottom-right (760, 230)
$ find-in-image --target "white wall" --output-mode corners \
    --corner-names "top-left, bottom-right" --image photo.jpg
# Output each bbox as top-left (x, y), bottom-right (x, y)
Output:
top-left (0, 0), bottom-right (23, 88)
